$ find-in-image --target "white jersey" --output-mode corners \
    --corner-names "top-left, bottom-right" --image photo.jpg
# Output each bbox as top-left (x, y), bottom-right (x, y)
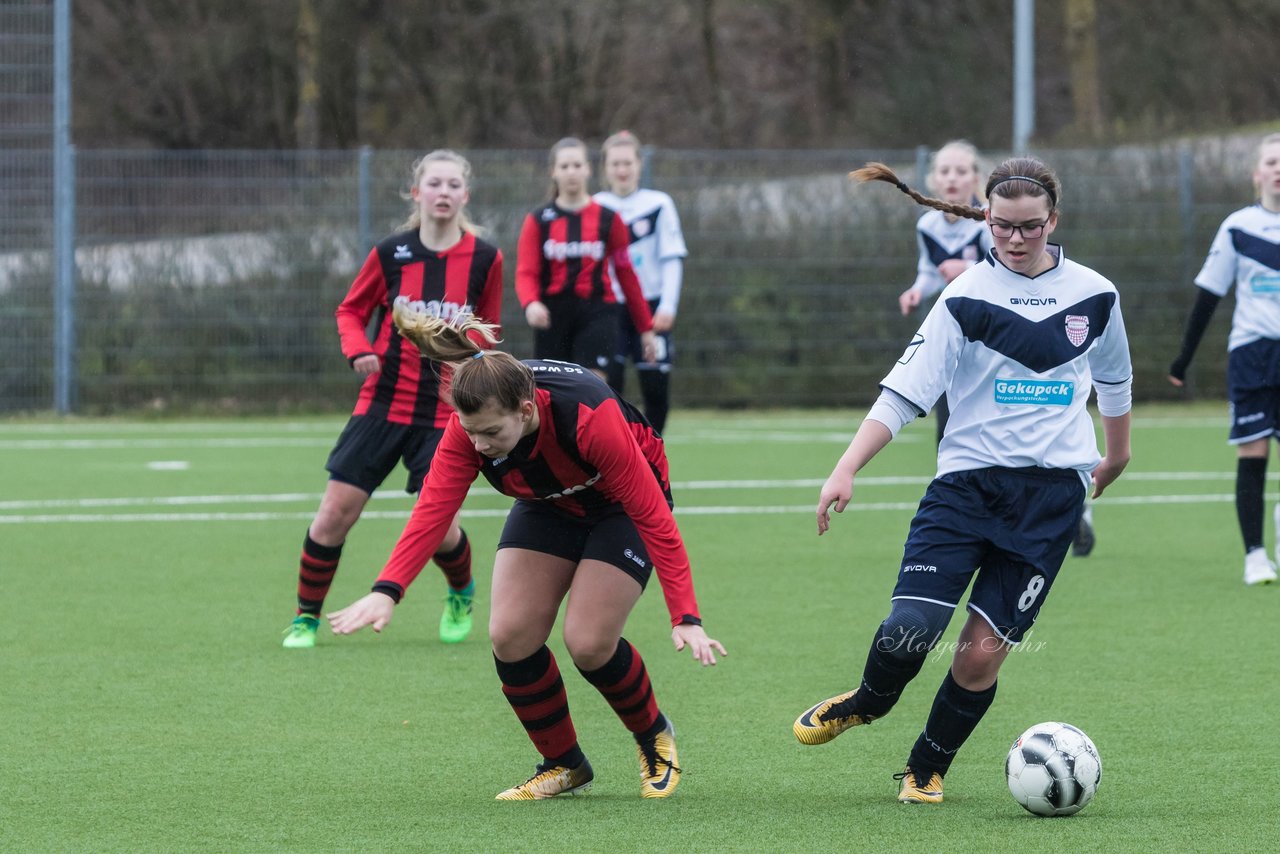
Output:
top-left (911, 209), bottom-right (994, 300)
top-left (881, 245), bottom-right (1132, 481)
top-left (1194, 204), bottom-right (1280, 351)
top-left (594, 188), bottom-right (687, 310)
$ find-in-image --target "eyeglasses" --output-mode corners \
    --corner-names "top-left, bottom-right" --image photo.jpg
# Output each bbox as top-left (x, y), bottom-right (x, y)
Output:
top-left (989, 219), bottom-right (1049, 239)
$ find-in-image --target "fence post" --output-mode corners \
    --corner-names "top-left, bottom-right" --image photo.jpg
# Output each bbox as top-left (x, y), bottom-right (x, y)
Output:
top-left (914, 145), bottom-right (929, 188)
top-left (358, 145), bottom-right (372, 252)
top-left (53, 0), bottom-right (76, 414)
top-left (640, 144), bottom-right (654, 189)
top-left (1178, 142), bottom-right (1194, 289)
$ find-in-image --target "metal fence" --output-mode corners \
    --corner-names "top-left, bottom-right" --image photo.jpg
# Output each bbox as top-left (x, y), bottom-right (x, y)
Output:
top-left (0, 139), bottom-right (1262, 415)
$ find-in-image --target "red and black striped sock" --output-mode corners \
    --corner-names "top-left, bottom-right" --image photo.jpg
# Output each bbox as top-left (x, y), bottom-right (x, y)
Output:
top-left (496, 646), bottom-right (583, 767)
top-left (578, 638), bottom-right (663, 742)
top-left (296, 532), bottom-right (342, 616)
top-left (433, 528), bottom-right (472, 591)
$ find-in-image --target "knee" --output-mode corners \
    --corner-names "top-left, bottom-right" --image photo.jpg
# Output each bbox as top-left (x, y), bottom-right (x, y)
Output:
top-left (878, 601), bottom-right (952, 662)
top-left (950, 650), bottom-right (1001, 690)
top-left (562, 624), bottom-right (617, 671)
top-left (312, 502), bottom-right (361, 542)
top-left (489, 615), bottom-right (541, 662)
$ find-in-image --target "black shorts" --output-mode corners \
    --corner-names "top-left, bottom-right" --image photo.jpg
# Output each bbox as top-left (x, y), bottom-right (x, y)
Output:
top-left (325, 415), bottom-right (444, 494)
top-left (893, 466), bottom-right (1086, 644)
top-left (497, 500), bottom-right (653, 589)
top-left (534, 294), bottom-right (619, 374)
top-left (615, 298), bottom-right (673, 371)
top-left (1226, 339), bottom-right (1280, 444)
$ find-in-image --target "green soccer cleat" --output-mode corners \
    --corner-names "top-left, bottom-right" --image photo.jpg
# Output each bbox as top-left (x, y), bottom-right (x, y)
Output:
top-left (895, 766), bottom-right (944, 804)
top-left (439, 581), bottom-right (475, 644)
top-left (637, 719), bottom-right (681, 799)
top-left (793, 689), bottom-right (876, 745)
top-left (282, 614), bottom-right (319, 649)
top-left (495, 759), bottom-right (594, 800)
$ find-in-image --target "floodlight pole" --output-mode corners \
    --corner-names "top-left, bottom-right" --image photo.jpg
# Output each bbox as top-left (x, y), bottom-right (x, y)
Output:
top-left (1013, 0), bottom-right (1035, 154)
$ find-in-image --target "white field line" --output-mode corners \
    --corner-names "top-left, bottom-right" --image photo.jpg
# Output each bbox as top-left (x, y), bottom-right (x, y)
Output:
top-left (0, 471), bottom-right (1251, 513)
top-left (0, 411), bottom-right (1229, 450)
top-left (0, 494), bottom-right (1242, 524)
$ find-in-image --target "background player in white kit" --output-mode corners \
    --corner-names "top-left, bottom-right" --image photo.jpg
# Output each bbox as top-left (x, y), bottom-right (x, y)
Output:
top-left (1169, 133), bottom-right (1280, 586)
top-left (594, 131), bottom-right (688, 434)
top-left (792, 156), bottom-right (1132, 806)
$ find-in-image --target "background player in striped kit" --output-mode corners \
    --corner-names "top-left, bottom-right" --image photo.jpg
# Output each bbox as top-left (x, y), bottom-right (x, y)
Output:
top-left (594, 131), bottom-right (688, 434)
top-left (329, 305), bottom-right (725, 800)
top-left (282, 150), bottom-right (503, 649)
top-left (895, 141), bottom-right (991, 444)
top-left (1169, 133), bottom-right (1280, 586)
top-left (793, 157), bottom-right (1132, 805)
top-left (517, 137), bottom-right (657, 381)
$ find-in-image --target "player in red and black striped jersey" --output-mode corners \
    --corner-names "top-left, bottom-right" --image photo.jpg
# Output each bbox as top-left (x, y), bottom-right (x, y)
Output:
top-left (329, 307), bottom-right (725, 800)
top-left (282, 150), bottom-right (503, 650)
top-left (517, 137), bottom-right (657, 380)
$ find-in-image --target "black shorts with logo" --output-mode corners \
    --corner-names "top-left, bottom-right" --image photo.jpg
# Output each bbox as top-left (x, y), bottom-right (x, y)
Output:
top-left (325, 414), bottom-right (444, 494)
top-left (497, 499), bottom-right (653, 588)
top-left (534, 294), bottom-right (619, 375)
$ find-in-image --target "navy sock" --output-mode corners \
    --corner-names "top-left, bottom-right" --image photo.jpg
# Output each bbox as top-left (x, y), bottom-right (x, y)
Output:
top-left (907, 670), bottom-right (997, 778)
top-left (852, 626), bottom-right (927, 719)
top-left (1236, 457), bottom-right (1267, 552)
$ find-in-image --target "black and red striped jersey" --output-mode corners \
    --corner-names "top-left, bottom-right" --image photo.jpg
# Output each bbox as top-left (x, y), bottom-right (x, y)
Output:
top-left (336, 229), bottom-right (503, 427)
top-left (515, 200), bottom-right (654, 334)
top-left (375, 360), bottom-right (700, 626)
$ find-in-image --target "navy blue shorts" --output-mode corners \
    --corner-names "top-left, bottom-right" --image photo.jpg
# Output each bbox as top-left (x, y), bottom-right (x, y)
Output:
top-left (497, 500), bottom-right (653, 589)
top-left (534, 294), bottom-right (619, 375)
top-left (1227, 339), bottom-right (1280, 444)
top-left (893, 467), bottom-right (1086, 643)
top-left (325, 415), bottom-right (444, 494)
top-left (614, 299), bottom-right (673, 371)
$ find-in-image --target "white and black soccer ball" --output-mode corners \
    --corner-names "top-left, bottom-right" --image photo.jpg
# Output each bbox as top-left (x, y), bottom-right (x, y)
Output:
top-left (1005, 721), bottom-right (1101, 816)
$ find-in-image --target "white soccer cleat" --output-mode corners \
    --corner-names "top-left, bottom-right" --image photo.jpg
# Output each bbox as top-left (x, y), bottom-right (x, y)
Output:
top-left (1244, 548), bottom-right (1277, 586)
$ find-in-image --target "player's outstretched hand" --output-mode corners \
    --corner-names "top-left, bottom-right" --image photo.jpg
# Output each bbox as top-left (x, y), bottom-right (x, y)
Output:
top-left (898, 288), bottom-right (921, 316)
top-left (672, 624), bottom-right (726, 666)
top-left (640, 330), bottom-right (659, 364)
top-left (327, 591), bottom-right (396, 635)
top-left (524, 301), bottom-right (551, 330)
top-left (816, 471), bottom-right (854, 535)
top-left (1090, 454), bottom-right (1130, 499)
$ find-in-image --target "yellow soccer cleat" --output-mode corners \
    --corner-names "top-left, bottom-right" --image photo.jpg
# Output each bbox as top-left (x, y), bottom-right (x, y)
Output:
top-left (637, 720), bottom-right (681, 798)
top-left (793, 690), bottom-right (875, 745)
top-left (495, 760), bottom-right (594, 800)
top-left (895, 767), bottom-right (944, 804)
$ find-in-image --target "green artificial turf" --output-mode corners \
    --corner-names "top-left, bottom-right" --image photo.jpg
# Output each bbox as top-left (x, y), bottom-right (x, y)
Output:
top-left (1, 404), bottom-right (1275, 852)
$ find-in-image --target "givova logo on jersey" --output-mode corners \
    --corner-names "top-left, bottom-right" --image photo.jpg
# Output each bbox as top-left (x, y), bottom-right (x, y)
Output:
top-left (392, 294), bottom-right (473, 323)
top-left (994, 379), bottom-right (1074, 406)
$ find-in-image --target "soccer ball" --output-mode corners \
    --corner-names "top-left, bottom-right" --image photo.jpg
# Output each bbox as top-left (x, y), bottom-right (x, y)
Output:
top-left (1005, 721), bottom-right (1101, 816)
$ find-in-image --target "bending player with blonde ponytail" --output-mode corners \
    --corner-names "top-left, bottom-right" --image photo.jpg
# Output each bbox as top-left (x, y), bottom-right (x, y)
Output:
top-left (330, 304), bottom-right (726, 801)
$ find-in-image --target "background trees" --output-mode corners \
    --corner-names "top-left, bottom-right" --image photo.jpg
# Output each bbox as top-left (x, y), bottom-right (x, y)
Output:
top-left (69, 0), bottom-right (1280, 152)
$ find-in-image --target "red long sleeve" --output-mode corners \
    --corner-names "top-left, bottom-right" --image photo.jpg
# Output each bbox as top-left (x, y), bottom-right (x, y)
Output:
top-left (577, 398), bottom-right (698, 625)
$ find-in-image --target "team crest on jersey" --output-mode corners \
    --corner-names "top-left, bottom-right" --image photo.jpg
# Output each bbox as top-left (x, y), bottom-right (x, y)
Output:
top-left (1065, 315), bottom-right (1089, 347)
top-left (540, 207), bottom-right (558, 222)
top-left (632, 218), bottom-right (652, 238)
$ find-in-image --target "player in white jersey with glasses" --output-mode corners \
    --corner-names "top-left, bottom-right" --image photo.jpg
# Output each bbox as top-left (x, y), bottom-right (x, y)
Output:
top-left (1169, 133), bottom-right (1280, 586)
top-left (594, 131), bottom-right (688, 434)
top-left (792, 156), bottom-right (1133, 806)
